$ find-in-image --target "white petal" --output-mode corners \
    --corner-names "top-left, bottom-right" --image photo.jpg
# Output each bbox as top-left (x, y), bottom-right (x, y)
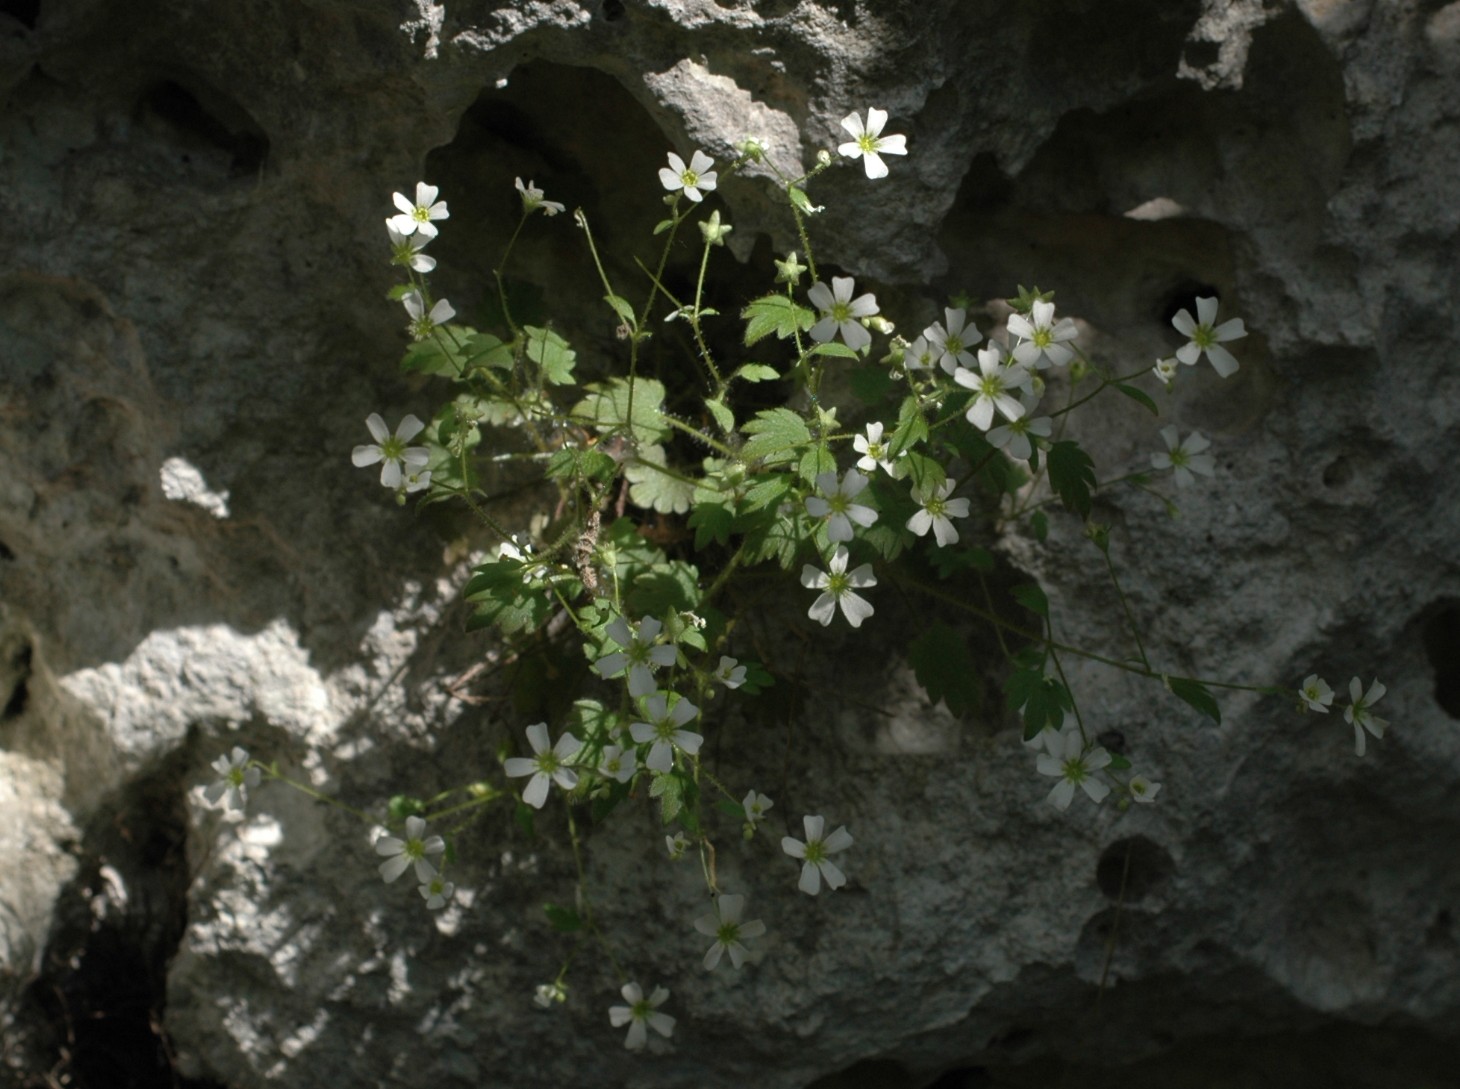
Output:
top-left (1206, 344), bottom-right (1241, 377)
top-left (808, 591), bottom-right (837, 626)
top-left (522, 772), bottom-right (550, 809)
top-left (703, 942), bottom-right (724, 970)
top-left (352, 444), bottom-right (384, 467)
top-left (1195, 296), bottom-right (1219, 326)
top-left (840, 320), bottom-right (873, 351)
top-left (524, 722), bottom-right (550, 754)
top-left (876, 134), bottom-right (907, 155)
top-left (365, 413), bottom-right (391, 443)
top-left (503, 757), bottom-right (537, 778)
top-left (781, 836), bottom-right (807, 859)
top-left (646, 741), bottom-right (673, 773)
top-left (798, 861), bottom-right (822, 895)
top-left (823, 826), bottom-right (853, 852)
top-left (819, 859), bottom-right (847, 890)
top-left (378, 852), bottom-right (412, 882)
top-left (907, 509), bottom-right (932, 537)
top-left (1172, 309), bottom-right (1197, 336)
top-left (624, 1020), bottom-right (647, 1050)
top-left (865, 107), bottom-right (888, 136)
top-left (395, 414), bottom-right (426, 443)
top-left (862, 152), bottom-right (888, 179)
top-left (673, 730), bottom-right (704, 756)
top-left (839, 111), bottom-right (866, 139)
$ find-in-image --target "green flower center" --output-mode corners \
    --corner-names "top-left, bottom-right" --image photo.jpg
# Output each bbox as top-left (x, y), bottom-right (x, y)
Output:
top-left (716, 922), bottom-right (740, 945)
top-left (409, 316), bottom-right (435, 339)
top-left (857, 133), bottom-right (879, 154)
top-left (535, 751), bottom-right (562, 774)
top-left (411, 205), bottom-right (431, 223)
top-left (227, 767), bottom-right (246, 787)
top-left (826, 571), bottom-right (850, 597)
top-left (804, 840), bottom-right (826, 864)
top-left (654, 718), bottom-right (677, 742)
top-left (945, 334), bottom-right (964, 355)
top-left (1192, 324), bottom-right (1216, 348)
top-left (405, 837), bottom-right (426, 861)
top-left (1169, 447), bottom-right (1190, 468)
top-left (1032, 327), bottom-right (1052, 348)
top-left (381, 436), bottom-right (406, 461)
top-left (631, 998), bottom-right (653, 1019)
top-left (831, 302), bottom-right (853, 322)
top-left (1131, 781), bottom-right (1147, 797)
top-left (827, 493), bottom-right (851, 514)
top-left (680, 169), bottom-right (699, 188)
top-left (866, 442), bottom-right (885, 461)
top-left (1062, 758), bottom-right (1087, 784)
top-left (925, 497), bottom-right (946, 517)
top-left (979, 374), bottom-right (1005, 398)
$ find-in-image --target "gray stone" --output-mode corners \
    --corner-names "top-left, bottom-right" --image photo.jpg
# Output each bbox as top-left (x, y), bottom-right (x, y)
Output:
top-left (2, 0), bottom-right (1458, 1087)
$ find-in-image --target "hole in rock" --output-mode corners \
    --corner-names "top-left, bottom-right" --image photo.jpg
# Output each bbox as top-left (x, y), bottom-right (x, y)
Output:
top-left (0, 0), bottom-right (39, 28)
top-left (806, 1058), bottom-right (913, 1089)
top-left (601, 0), bottom-right (625, 18)
top-left (1182, 39), bottom-right (1221, 68)
top-left (1097, 729), bottom-right (1127, 755)
top-left (137, 78), bottom-right (269, 177)
top-left (0, 537), bottom-right (14, 560)
top-left (1421, 602), bottom-right (1460, 718)
top-left (925, 1065), bottom-right (993, 1088)
top-left (1096, 835), bottom-right (1175, 902)
top-left (1157, 281), bottom-right (1220, 330)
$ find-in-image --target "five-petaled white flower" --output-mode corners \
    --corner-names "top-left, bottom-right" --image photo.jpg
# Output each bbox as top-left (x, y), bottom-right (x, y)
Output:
top-left (807, 276), bottom-right (879, 352)
top-left (712, 656), bottom-right (747, 689)
top-left (742, 790), bottom-right (773, 827)
top-left (906, 476), bottom-right (971, 547)
top-left (805, 469), bottom-right (878, 543)
top-left (801, 545), bottom-right (877, 628)
top-left (902, 334), bottom-right (940, 372)
top-left (1035, 727), bottom-right (1112, 809)
top-left (853, 421), bottom-right (905, 477)
top-left (1128, 775), bottom-right (1161, 804)
top-left (837, 107), bottom-right (908, 179)
top-left (595, 616), bottom-right (677, 699)
top-left (388, 181), bottom-right (449, 239)
top-left (1343, 677), bottom-right (1388, 757)
top-left (781, 814), bottom-right (854, 895)
top-left (597, 744), bottom-right (637, 784)
top-left (630, 693), bottom-right (703, 773)
top-left (504, 722), bottom-right (582, 808)
top-left (1151, 425), bottom-right (1215, 488)
top-left (515, 176), bottom-right (565, 216)
top-left (1172, 296), bottom-right (1247, 378)
top-left (375, 815), bottom-right (446, 883)
top-left (693, 894), bottom-right (766, 970)
top-left (953, 345), bottom-right (1032, 432)
top-left (659, 150), bottom-right (718, 202)
top-left (1008, 300), bottom-right (1079, 369)
top-left (665, 831), bottom-right (691, 861)
top-left (608, 982), bottom-right (676, 1051)
top-left (402, 289), bottom-right (456, 341)
top-left (1153, 357), bottom-right (1179, 388)
top-left (418, 874), bottom-right (454, 910)
top-left (923, 308), bottom-right (982, 375)
top-left (1298, 674), bottom-right (1335, 714)
top-left (203, 747), bottom-right (260, 812)
top-left (352, 413), bottom-right (430, 489)
top-left (386, 224), bottom-right (437, 273)
top-left (533, 981), bottom-right (567, 1009)
top-left (987, 413), bottom-right (1052, 462)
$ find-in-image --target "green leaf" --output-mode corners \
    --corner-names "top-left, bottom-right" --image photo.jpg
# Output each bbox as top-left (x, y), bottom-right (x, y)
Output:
top-left (849, 364), bottom-right (896, 405)
top-left (1114, 383), bottom-right (1159, 415)
top-left (625, 444), bottom-right (695, 514)
top-left (886, 395), bottom-right (929, 458)
top-left (1048, 440), bottom-right (1097, 519)
top-left (545, 446), bottom-right (617, 484)
top-left (400, 329), bottom-right (468, 377)
top-left (1012, 584), bottom-right (1049, 618)
top-left (740, 407), bottom-right (811, 465)
top-left (653, 218), bottom-right (674, 236)
top-left (797, 444), bottom-right (835, 484)
top-left (734, 363), bottom-right (780, 383)
top-left (649, 772), bottom-right (684, 824)
top-left (908, 621), bottom-right (982, 717)
top-left (524, 325), bottom-right (576, 385)
top-left (900, 450), bottom-right (947, 494)
top-left (625, 561), bottom-right (701, 618)
top-left (571, 378), bottom-right (671, 442)
top-left (704, 397), bottom-right (734, 433)
top-left (464, 559), bottom-right (556, 635)
top-left (1030, 510), bottom-right (1049, 542)
top-left (604, 294), bottom-right (636, 327)
top-left (543, 903), bottom-right (583, 933)
top-left (741, 295), bottom-right (814, 346)
top-left (1007, 668), bottom-right (1074, 739)
top-left (809, 341), bottom-right (859, 360)
top-left (687, 501), bottom-right (733, 549)
top-left (739, 473), bottom-right (794, 513)
top-left (1107, 754), bottom-right (1132, 771)
top-left (461, 332), bottom-right (515, 374)
top-left (1168, 676), bottom-right (1221, 725)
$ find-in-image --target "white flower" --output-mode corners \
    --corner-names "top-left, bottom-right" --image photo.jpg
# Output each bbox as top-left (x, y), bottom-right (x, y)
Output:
top-left (665, 831), bottom-right (691, 861)
top-left (781, 814), bottom-right (854, 895)
top-left (953, 345), bottom-right (1032, 432)
top-left (1151, 425), bottom-right (1215, 488)
top-left (515, 176), bottom-right (564, 216)
top-left (418, 874), bottom-right (454, 909)
top-left (402, 289), bottom-right (455, 341)
top-left (629, 694), bottom-right (703, 773)
top-left (598, 744), bottom-right (637, 784)
top-left (742, 790), bottom-right (773, 827)
top-left (498, 538), bottom-right (551, 582)
top-left (1035, 727), bottom-right (1112, 809)
top-left (805, 469), bottom-right (878, 543)
top-left (658, 150), bottom-right (717, 202)
top-left (203, 747), bottom-right (260, 812)
top-left (1343, 677), bottom-right (1388, 757)
top-left (902, 334), bottom-right (940, 372)
top-left (533, 981), bottom-right (567, 1009)
top-left (1172, 296), bottom-right (1246, 378)
top-left (352, 413), bottom-right (430, 490)
top-left (1128, 775), bottom-right (1161, 804)
top-left (1007, 299), bottom-right (1079, 369)
top-left (923, 308), bottom-right (982, 375)
top-left (987, 414), bottom-right (1052, 462)
top-left (807, 276), bottom-right (879, 352)
top-left (837, 107), bottom-right (908, 179)
top-left (374, 815), bottom-right (446, 883)
top-left (801, 545), bottom-right (876, 628)
top-left (1153, 357), bottom-right (1179, 387)
top-left (595, 617), bottom-right (677, 699)
top-left (504, 722), bottom-right (582, 808)
top-left (853, 421), bottom-right (905, 476)
top-left (403, 468), bottom-right (431, 493)
top-left (386, 224), bottom-right (436, 273)
top-left (712, 656), bottom-right (747, 689)
top-left (388, 181), bottom-right (449, 239)
top-left (693, 894), bottom-right (766, 970)
top-left (1298, 674), bottom-right (1335, 714)
top-left (608, 982), bottom-right (676, 1051)
top-left (906, 476), bottom-right (971, 547)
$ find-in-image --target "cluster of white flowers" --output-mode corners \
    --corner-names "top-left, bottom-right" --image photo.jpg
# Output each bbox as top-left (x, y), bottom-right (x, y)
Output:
top-left (1029, 725), bottom-right (1161, 810)
top-left (1299, 674), bottom-right (1389, 756)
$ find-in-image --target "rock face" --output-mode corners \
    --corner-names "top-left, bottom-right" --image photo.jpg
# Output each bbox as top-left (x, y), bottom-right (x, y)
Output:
top-left (3, 1), bottom-right (1459, 1087)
